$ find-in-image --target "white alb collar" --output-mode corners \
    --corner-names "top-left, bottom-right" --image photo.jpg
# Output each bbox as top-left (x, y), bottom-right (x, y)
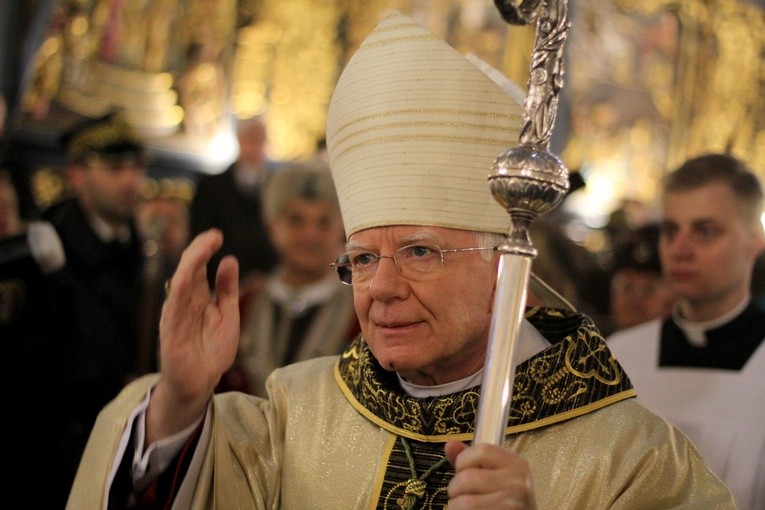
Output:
top-left (673, 295), bottom-right (751, 347)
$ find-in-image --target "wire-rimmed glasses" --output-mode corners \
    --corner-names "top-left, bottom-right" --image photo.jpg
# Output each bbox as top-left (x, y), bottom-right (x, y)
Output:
top-left (330, 244), bottom-right (499, 285)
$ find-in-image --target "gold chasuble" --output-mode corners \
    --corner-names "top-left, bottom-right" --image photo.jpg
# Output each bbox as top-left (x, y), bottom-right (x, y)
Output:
top-left (69, 307), bottom-right (734, 509)
top-left (336, 307), bottom-right (635, 509)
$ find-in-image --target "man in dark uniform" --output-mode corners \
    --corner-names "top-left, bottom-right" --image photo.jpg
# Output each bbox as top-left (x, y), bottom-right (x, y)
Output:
top-left (10, 113), bottom-right (152, 508)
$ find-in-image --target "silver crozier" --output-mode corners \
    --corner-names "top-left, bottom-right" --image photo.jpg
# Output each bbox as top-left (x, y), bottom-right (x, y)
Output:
top-left (473, 0), bottom-right (572, 445)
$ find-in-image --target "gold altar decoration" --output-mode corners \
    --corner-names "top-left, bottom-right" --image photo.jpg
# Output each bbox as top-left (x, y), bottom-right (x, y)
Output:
top-left (235, 0), bottom-right (763, 199)
top-left (18, 0), bottom-right (763, 195)
top-left (21, 0), bottom-right (238, 148)
top-left (231, 0), bottom-right (341, 160)
top-left (619, 0), bottom-right (764, 171)
top-left (562, 0), bottom-right (764, 219)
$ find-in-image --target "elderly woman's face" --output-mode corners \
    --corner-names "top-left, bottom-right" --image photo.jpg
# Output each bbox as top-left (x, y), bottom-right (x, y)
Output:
top-left (269, 197), bottom-right (345, 281)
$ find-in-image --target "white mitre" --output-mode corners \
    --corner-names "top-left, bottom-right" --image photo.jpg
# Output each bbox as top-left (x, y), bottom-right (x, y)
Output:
top-left (325, 10), bottom-right (526, 238)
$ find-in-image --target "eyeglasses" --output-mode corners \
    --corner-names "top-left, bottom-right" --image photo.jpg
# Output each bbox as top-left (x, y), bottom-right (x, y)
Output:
top-left (330, 244), bottom-right (498, 285)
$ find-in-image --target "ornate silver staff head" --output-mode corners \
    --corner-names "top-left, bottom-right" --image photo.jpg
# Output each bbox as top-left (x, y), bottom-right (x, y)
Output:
top-left (473, 0), bottom-right (573, 444)
top-left (489, 0), bottom-right (572, 255)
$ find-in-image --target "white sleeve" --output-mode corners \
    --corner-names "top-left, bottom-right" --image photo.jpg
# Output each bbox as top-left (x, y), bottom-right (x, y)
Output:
top-left (104, 388), bottom-right (209, 507)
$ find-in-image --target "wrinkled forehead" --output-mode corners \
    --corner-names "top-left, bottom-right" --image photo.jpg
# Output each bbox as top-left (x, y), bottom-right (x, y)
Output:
top-left (346, 225), bottom-right (476, 250)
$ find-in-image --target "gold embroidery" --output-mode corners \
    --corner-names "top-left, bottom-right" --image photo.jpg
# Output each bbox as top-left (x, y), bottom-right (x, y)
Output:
top-left (337, 307), bottom-right (633, 436)
top-left (335, 307), bottom-right (635, 509)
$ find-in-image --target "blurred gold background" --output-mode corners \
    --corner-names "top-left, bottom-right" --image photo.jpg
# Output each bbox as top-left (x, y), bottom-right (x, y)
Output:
top-left (13, 0), bottom-right (765, 222)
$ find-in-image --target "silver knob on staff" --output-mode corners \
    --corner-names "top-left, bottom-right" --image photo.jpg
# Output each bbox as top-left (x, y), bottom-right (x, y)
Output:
top-left (474, 0), bottom-right (572, 445)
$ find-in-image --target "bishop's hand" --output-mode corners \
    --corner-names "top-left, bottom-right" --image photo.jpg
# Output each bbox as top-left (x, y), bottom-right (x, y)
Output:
top-left (148, 229), bottom-right (240, 443)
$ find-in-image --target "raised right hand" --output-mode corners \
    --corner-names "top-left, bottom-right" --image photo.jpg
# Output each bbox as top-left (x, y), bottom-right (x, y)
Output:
top-left (147, 229), bottom-right (240, 442)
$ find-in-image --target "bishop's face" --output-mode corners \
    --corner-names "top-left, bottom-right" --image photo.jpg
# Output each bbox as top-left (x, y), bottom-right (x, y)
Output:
top-left (348, 225), bottom-right (498, 386)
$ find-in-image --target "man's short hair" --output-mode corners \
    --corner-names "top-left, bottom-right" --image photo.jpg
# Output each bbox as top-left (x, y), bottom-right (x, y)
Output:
top-left (663, 153), bottom-right (764, 225)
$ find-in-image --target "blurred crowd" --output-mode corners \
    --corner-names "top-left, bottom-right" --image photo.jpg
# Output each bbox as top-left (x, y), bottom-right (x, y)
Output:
top-left (1, 87), bottom-right (763, 507)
